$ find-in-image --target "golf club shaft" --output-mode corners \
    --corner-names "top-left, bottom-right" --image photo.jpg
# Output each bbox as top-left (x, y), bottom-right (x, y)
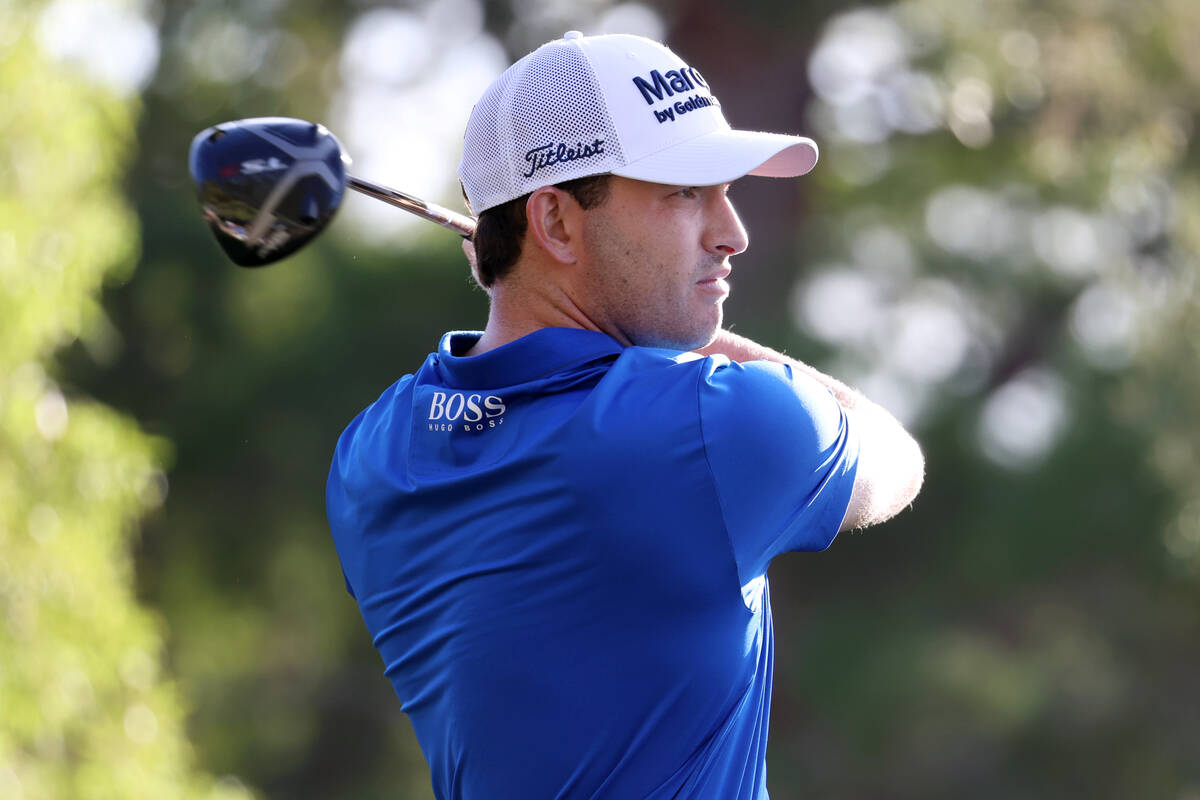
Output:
top-left (348, 176), bottom-right (477, 239)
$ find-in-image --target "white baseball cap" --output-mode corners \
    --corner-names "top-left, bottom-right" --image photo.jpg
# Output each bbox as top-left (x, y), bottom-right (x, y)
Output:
top-left (459, 30), bottom-right (819, 214)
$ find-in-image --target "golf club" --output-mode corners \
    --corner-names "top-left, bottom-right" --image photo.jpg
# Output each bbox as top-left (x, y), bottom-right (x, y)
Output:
top-left (189, 117), bottom-right (476, 267)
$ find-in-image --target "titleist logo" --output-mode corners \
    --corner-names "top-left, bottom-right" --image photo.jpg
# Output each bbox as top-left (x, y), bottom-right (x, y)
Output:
top-left (523, 140), bottom-right (606, 178)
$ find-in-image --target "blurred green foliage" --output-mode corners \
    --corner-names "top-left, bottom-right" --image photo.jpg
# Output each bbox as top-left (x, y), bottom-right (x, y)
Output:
top-left (0, 7), bottom-right (251, 800)
top-left (769, 0), bottom-right (1200, 796)
top-left (6, 0), bottom-right (1197, 798)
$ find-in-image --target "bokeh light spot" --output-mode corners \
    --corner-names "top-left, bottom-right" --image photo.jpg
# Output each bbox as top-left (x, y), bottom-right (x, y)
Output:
top-left (978, 369), bottom-right (1070, 468)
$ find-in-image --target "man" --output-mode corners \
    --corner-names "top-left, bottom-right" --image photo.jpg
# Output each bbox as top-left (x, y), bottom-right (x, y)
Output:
top-left (327, 31), bottom-right (923, 799)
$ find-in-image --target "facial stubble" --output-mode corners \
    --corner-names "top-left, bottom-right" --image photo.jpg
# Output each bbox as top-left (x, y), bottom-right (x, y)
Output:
top-left (580, 212), bottom-right (726, 351)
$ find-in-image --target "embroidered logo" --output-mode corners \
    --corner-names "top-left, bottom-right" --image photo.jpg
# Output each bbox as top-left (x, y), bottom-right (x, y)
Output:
top-left (631, 65), bottom-right (720, 124)
top-left (523, 139), bottom-right (606, 178)
top-left (427, 391), bottom-right (507, 433)
top-left (632, 65), bottom-right (709, 104)
top-left (652, 94), bottom-right (718, 124)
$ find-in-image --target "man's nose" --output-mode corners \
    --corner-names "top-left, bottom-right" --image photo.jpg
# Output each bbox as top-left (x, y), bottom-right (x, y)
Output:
top-left (704, 193), bottom-right (749, 256)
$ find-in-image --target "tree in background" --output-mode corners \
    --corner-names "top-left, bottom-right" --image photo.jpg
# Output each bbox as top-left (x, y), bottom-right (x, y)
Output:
top-left (0, 5), bottom-right (252, 798)
top-left (801, 0), bottom-right (1200, 492)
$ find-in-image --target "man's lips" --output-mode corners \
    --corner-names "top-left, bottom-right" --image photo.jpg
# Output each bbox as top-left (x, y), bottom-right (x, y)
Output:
top-left (697, 267), bottom-right (732, 295)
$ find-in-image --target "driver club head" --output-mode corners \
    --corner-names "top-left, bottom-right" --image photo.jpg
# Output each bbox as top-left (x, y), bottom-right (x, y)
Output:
top-left (188, 117), bottom-right (350, 267)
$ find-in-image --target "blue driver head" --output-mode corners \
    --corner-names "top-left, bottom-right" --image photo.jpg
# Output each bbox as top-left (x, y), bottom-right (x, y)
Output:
top-left (188, 117), bottom-right (349, 267)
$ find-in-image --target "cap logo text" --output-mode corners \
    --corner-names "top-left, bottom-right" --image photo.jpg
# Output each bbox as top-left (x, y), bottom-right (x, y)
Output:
top-left (653, 94), bottom-right (717, 124)
top-left (523, 139), bottom-right (606, 178)
top-left (632, 66), bottom-right (709, 105)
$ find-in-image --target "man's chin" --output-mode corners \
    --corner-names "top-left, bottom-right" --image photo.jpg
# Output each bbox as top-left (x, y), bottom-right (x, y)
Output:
top-left (632, 321), bottom-right (722, 352)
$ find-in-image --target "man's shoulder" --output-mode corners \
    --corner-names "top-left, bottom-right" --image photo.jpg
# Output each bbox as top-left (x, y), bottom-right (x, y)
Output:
top-left (335, 361), bottom-right (429, 447)
top-left (597, 345), bottom-right (714, 403)
top-left (704, 357), bottom-right (841, 410)
top-left (615, 343), bottom-right (709, 370)
top-left (604, 347), bottom-right (835, 413)
top-left (699, 355), bottom-right (851, 473)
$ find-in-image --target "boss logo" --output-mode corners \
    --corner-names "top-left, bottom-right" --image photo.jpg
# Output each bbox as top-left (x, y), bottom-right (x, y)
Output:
top-left (427, 392), bottom-right (506, 432)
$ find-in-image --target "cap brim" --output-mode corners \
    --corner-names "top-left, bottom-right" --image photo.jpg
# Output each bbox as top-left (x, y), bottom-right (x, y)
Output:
top-left (611, 128), bottom-right (818, 186)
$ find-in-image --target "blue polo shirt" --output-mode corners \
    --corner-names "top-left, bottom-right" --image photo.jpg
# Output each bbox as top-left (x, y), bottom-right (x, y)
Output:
top-left (326, 327), bottom-right (858, 799)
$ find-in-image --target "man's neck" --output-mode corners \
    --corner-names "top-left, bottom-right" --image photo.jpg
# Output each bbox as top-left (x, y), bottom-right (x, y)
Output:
top-left (467, 273), bottom-right (624, 356)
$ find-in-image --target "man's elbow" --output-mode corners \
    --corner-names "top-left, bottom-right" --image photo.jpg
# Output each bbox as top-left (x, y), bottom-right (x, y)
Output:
top-left (840, 429), bottom-right (925, 532)
top-left (897, 431), bottom-right (925, 509)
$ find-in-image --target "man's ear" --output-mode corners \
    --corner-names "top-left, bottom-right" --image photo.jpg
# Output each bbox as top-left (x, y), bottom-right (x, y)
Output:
top-left (461, 238), bottom-right (486, 288)
top-left (525, 187), bottom-right (581, 264)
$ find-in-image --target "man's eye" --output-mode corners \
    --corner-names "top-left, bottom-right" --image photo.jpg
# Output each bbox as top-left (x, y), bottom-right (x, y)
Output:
top-left (675, 187), bottom-right (699, 199)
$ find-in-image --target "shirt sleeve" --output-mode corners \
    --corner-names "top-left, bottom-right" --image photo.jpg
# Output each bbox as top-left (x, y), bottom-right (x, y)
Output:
top-left (697, 357), bottom-right (859, 584)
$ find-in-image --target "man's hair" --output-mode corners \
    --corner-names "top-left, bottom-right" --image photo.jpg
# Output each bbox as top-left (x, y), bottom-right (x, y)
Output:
top-left (468, 174), bottom-right (611, 288)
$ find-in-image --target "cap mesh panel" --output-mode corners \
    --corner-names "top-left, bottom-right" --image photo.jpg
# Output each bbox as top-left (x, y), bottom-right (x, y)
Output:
top-left (459, 40), bottom-right (624, 213)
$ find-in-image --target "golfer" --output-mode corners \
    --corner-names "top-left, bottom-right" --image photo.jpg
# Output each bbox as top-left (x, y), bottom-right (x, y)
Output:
top-left (327, 31), bottom-right (923, 799)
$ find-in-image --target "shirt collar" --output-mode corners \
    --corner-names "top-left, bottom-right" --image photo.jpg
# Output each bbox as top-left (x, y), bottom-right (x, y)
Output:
top-left (434, 327), bottom-right (625, 389)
